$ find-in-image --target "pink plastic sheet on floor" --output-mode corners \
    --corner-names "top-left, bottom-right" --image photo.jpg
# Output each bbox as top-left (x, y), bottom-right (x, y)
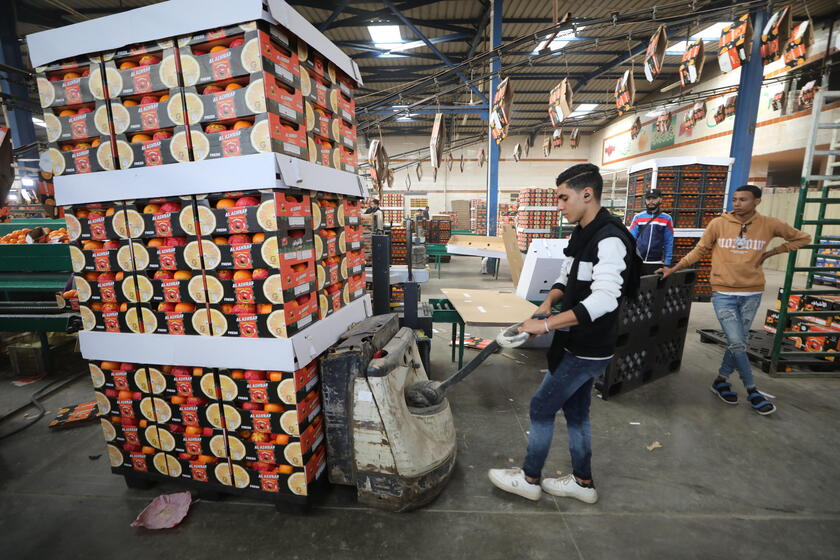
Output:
top-left (131, 492), bottom-right (193, 529)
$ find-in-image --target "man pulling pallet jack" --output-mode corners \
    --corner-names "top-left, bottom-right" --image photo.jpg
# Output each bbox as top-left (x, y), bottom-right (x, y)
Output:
top-left (321, 164), bottom-right (639, 510)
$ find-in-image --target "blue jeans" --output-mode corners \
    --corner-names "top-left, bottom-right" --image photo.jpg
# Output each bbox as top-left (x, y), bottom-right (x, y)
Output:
top-left (711, 292), bottom-right (763, 389)
top-left (522, 351), bottom-right (609, 481)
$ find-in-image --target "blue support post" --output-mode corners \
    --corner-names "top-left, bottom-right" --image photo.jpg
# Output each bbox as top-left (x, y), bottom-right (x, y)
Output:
top-left (486, 0), bottom-right (501, 237)
top-left (0, 1), bottom-right (38, 164)
top-left (727, 9), bottom-right (769, 210)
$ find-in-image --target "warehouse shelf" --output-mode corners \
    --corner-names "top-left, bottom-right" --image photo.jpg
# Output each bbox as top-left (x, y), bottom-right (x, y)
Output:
top-left (78, 295), bottom-right (371, 372)
top-left (55, 153), bottom-right (368, 206)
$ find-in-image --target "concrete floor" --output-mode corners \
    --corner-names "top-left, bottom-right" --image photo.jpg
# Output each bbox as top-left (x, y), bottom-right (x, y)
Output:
top-left (1, 257), bottom-right (839, 559)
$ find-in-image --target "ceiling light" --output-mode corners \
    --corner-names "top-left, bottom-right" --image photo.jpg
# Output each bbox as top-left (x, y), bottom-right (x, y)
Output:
top-left (569, 103), bottom-right (598, 117)
top-left (666, 22), bottom-right (730, 54)
top-left (533, 27), bottom-right (585, 54)
top-left (368, 25), bottom-right (402, 47)
top-left (21, 177), bottom-right (35, 187)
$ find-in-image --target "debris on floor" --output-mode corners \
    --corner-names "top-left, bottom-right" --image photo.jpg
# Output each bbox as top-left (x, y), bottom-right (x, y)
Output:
top-left (646, 441), bottom-right (663, 452)
top-left (131, 492), bottom-right (193, 530)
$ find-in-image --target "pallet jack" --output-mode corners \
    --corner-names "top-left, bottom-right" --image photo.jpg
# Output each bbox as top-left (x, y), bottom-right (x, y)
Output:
top-left (320, 313), bottom-right (538, 511)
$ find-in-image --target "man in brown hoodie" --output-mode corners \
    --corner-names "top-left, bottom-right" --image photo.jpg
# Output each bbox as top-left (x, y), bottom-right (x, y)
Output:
top-left (658, 185), bottom-right (810, 415)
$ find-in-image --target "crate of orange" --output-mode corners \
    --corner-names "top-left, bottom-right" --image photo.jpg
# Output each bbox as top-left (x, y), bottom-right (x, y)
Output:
top-left (42, 100), bottom-right (112, 144)
top-left (98, 41), bottom-right (181, 98)
top-left (34, 56), bottom-right (108, 109)
top-left (180, 71), bottom-right (304, 128)
top-left (177, 21), bottom-right (300, 91)
top-left (48, 136), bottom-right (111, 176)
top-left (107, 124), bottom-right (204, 170)
top-left (197, 113), bottom-right (307, 161)
top-left (179, 191), bottom-right (312, 237)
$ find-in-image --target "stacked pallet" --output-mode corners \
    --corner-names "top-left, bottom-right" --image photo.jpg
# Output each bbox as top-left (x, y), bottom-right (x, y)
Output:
top-left (814, 236), bottom-right (840, 287)
top-left (516, 188), bottom-right (558, 251)
top-left (380, 192), bottom-right (405, 225)
top-left (470, 199), bottom-right (487, 235)
top-left (497, 203), bottom-right (516, 229)
top-left (764, 289), bottom-right (840, 360)
top-left (37, 1), bottom-right (367, 507)
top-left (427, 215), bottom-right (452, 244)
top-left (626, 159), bottom-right (730, 300)
top-left (672, 237), bottom-right (712, 300)
top-left (390, 225), bottom-right (408, 265)
top-left (450, 200), bottom-right (471, 230)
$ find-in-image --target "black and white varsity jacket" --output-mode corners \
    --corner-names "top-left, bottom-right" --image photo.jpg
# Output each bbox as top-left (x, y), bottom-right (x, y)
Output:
top-left (547, 221), bottom-right (636, 368)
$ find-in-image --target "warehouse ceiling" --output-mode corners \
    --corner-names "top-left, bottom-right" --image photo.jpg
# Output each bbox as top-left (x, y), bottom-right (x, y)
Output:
top-left (9, 0), bottom-right (840, 142)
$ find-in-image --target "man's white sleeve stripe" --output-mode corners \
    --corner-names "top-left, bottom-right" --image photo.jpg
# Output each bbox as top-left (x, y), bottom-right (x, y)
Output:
top-left (554, 256), bottom-right (572, 286)
top-left (580, 237), bottom-right (627, 321)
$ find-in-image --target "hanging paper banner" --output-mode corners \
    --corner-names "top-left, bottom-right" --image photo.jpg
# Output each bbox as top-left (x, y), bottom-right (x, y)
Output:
top-left (446, 152), bottom-right (454, 172)
top-left (570, 129), bottom-right (580, 149)
top-left (490, 77), bottom-right (514, 144)
top-left (459, 154), bottom-right (465, 172)
top-left (543, 136), bottom-right (551, 157)
top-left (614, 69), bottom-right (636, 115)
top-left (692, 101), bottom-right (707, 123)
top-left (367, 139), bottom-right (390, 190)
top-left (725, 95), bottom-right (738, 118)
top-left (718, 13), bottom-right (753, 73)
top-left (679, 39), bottom-right (705, 86)
top-left (415, 162), bottom-right (423, 181)
top-left (548, 79), bottom-right (574, 127)
top-left (512, 143), bottom-right (522, 162)
top-left (760, 5), bottom-right (792, 65)
top-left (429, 113), bottom-right (447, 169)
top-left (478, 148), bottom-right (486, 167)
top-left (798, 80), bottom-right (818, 109)
top-left (630, 117), bottom-right (643, 140)
top-left (771, 91), bottom-right (785, 111)
top-left (643, 25), bottom-right (668, 82)
top-left (713, 104), bottom-right (726, 124)
top-left (655, 113), bottom-right (672, 133)
top-left (551, 128), bottom-right (564, 148)
top-left (784, 20), bottom-right (813, 69)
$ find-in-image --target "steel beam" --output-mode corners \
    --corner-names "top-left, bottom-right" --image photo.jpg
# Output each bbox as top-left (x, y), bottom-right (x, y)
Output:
top-left (382, 0), bottom-right (488, 104)
top-left (0, 1), bottom-right (38, 163)
top-left (727, 9), bottom-right (768, 210)
top-left (318, 0), bottom-right (350, 32)
top-left (486, 0), bottom-right (501, 237)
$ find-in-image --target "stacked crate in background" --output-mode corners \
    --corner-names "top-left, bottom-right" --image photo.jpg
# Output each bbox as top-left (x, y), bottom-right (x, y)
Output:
top-left (763, 289), bottom-right (840, 360)
top-left (428, 215), bottom-right (452, 244)
top-left (516, 188), bottom-right (558, 251)
top-left (380, 192), bottom-right (404, 225)
top-left (361, 214), bottom-right (373, 266)
top-left (672, 236), bottom-right (712, 300)
top-left (470, 199), bottom-right (487, 235)
top-left (626, 159), bottom-right (730, 300)
top-left (450, 200), bottom-right (471, 230)
top-left (390, 225), bottom-right (408, 265)
top-left (497, 203), bottom-right (516, 229)
top-left (36, 2), bottom-right (367, 506)
top-left (814, 236), bottom-right (840, 287)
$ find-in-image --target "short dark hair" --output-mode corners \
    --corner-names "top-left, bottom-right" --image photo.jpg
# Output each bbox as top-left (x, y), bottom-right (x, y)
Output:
top-left (371, 198), bottom-right (380, 204)
top-left (556, 163), bottom-right (603, 201)
top-left (735, 185), bottom-right (762, 198)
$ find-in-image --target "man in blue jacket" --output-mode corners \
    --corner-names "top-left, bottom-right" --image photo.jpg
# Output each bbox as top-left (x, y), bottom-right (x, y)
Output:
top-left (629, 189), bottom-right (674, 275)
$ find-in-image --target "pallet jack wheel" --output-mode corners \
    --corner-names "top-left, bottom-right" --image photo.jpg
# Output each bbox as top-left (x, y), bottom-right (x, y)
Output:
top-left (123, 474), bottom-right (155, 490)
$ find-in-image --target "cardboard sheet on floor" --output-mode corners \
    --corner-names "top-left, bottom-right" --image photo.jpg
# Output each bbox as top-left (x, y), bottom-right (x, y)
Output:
top-left (440, 288), bottom-right (536, 326)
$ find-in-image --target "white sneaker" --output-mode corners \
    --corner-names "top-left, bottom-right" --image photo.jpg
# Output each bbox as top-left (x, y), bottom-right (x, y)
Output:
top-left (488, 468), bottom-right (542, 501)
top-left (541, 474), bottom-right (598, 504)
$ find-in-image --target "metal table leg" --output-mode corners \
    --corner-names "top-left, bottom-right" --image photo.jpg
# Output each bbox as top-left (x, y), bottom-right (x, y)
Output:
top-left (458, 321), bottom-right (465, 369)
top-left (450, 321), bottom-right (456, 362)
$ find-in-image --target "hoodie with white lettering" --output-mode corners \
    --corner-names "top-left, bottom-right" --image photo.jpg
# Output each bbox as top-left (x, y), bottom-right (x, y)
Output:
top-left (676, 211), bottom-right (810, 293)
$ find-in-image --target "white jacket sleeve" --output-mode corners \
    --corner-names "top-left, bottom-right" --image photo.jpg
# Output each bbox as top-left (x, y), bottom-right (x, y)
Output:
top-left (573, 237), bottom-right (627, 324)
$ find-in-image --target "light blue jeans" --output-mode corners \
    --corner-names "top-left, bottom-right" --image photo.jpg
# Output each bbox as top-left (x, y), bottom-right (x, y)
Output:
top-left (522, 351), bottom-right (609, 481)
top-left (711, 292), bottom-right (763, 389)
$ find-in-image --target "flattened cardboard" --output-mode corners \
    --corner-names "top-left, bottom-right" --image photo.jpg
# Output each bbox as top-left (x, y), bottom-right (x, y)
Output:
top-left (429, 113), bottom-right (447, 169)
top-left (490, 77), bottom-right (514, 144)
top-left (570, 128), bottom-right (580, 149)
top-left (548, 79), bottom-right (573, 127)
top-left (678, 39), bottom-right (705, 86)
top-left (614, 69), bottom-right (635, 115)
top-left (440, 288), bottom-right (536, 326)
top-left (718, 13), bottom-right (753, 73)
top-left (446, 235), bottom-right (507, 259)
top-left (502, 224), bottom-right (523, 287)
top-left (27, 0), bottom-right (361, 85)
top-left (644, 25), bottom-right (668, 82)
top-left (79, 294), bottom-right (370, 371)
top-left (55, 152), bottom-right (365, 206)
top-left (760, 5), bottom-right (792, 65)
top-left (784, 20), bottom-right (813, 69)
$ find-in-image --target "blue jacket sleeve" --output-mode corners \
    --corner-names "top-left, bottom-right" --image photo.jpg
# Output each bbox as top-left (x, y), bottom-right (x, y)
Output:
top-left (663, 215), bottom-right (674, 265)
top-left (628, 213), bottom-right (642, 239)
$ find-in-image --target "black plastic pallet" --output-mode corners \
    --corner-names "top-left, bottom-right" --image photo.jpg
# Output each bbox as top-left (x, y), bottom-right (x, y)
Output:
top-left (697, 329), bottom-right (839, 373)
top-left (117, 467), bottom-right (326, 514)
